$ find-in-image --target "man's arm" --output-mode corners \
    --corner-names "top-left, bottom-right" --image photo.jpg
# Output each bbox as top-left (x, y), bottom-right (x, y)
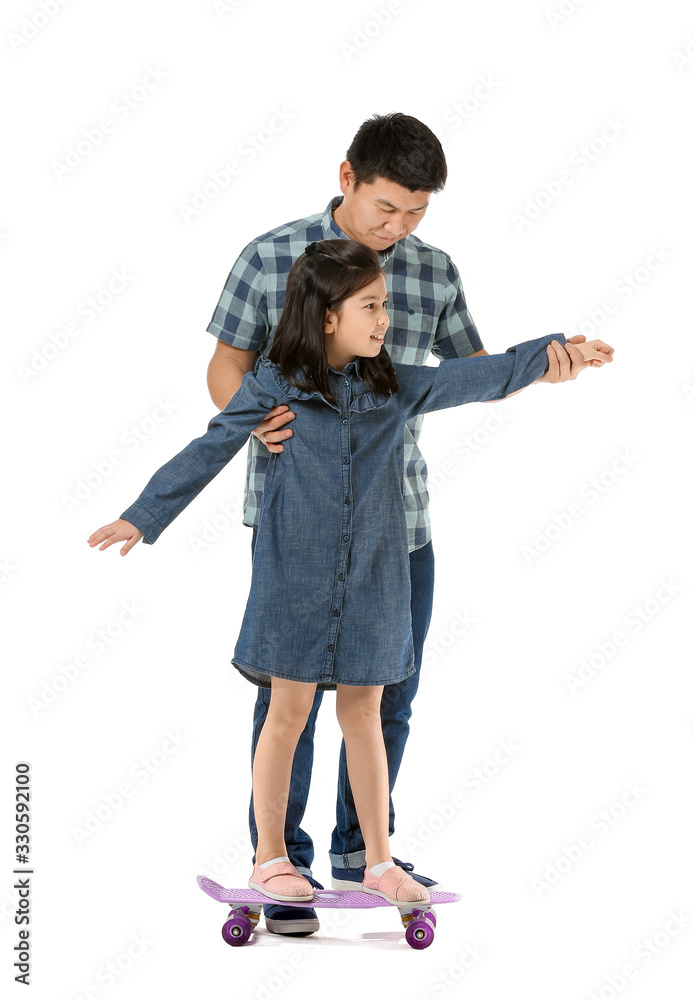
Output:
top-left (207, 341), bottom-right (256, 409)
top-left (206, 340), bottom-right (295, 453)
top-left (205, 239), bottom-right (295, 452)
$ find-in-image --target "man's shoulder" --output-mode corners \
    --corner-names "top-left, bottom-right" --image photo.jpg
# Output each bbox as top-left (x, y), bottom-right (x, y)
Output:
top-left (397, 232), bottom-right (456, 270)
top-left (246, 208), bottom-right (327, 255)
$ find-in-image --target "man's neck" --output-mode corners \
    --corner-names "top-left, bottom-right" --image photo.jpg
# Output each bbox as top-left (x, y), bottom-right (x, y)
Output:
top-left (332, 200), bottom-right (357, 242)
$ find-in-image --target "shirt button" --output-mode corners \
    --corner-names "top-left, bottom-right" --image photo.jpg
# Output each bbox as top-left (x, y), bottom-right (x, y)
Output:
top-left (332, 608), bottom-right (340, 616)
top-left (342, 457), bottom-right (349, 464)
top-left (343, 534), bottom-right (349, 541)
top-left (327, 643), bottom-right (334, 651)
top-left (338, 573), bottom-right (344, 581)
top-left (343, 379), bottom-right (349, 387)
top-left (342, 418), bottom-right (348, 424)
top-left (344, 496), bottom-right (351, 504)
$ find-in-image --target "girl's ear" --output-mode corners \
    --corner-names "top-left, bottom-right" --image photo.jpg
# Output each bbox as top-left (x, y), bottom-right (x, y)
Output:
top-left (324, 307), bottom-right (336, 334)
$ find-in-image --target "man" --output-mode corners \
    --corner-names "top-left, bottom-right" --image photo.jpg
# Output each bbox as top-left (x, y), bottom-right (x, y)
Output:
top-left (205, 112), bottom-right (588, 935)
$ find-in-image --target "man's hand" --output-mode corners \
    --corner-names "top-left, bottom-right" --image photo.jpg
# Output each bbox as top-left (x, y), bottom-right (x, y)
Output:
top-left (252, 404), bottom-right (296, 454)
top-left (87, 519), bottom-right (143, 556)
top-left (536, 335), bottom-right (614, 384)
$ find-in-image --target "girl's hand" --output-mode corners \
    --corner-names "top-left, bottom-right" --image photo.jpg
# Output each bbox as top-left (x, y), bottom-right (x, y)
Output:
top-left (536, 337), bottom-right (614, 383)
top-left (87, 519), bottom-right (143, 556)
top-left (574, 338), bottom-right (614, 366)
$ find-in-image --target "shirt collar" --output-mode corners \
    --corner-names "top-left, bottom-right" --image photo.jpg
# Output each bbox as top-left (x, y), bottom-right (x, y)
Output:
top-left (328, 356), bottom-right (364, 380)
top-left (322, 195), bottom-right (394, 266)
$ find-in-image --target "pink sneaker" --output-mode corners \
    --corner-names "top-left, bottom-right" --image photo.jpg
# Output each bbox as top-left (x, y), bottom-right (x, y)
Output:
top-left (361, 864), bottom-right (431, 905)
top-left (248, 859), bottom-right (314, 902)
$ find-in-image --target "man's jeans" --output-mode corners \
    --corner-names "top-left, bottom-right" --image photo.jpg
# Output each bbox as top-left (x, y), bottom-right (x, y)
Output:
top-left (248, 524), bottom-right (435, 876)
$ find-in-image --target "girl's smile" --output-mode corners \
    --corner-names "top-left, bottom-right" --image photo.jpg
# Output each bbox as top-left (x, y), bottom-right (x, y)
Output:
top-left (324, 273), bottom-right (389, 369)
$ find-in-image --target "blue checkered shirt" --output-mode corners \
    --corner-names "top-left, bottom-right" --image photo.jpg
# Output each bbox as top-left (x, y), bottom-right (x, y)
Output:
top-left (206, 195), bottom-right (484, 551)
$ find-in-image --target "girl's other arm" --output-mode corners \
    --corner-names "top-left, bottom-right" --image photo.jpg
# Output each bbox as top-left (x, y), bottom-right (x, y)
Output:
top-left (88, 371), bottom-right (282, 553)
top-left (207, 341), bottom-right (295, 454)
top-left (394, 334), bottom-right (612, 420)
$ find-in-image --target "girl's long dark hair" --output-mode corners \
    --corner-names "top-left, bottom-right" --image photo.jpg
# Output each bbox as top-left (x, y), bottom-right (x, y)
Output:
top-left (266, 239), bottom-right (399, 405)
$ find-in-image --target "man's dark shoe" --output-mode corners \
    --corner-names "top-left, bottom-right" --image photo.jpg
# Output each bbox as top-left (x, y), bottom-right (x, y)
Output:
top-left (331, 856), bottom-right (438, 890)
top-left (263, 874), bottom-right (323, 936)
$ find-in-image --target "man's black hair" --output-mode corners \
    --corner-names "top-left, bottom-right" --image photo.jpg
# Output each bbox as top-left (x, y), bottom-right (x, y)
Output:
top-left (345, 112), bottom-right (447, 193)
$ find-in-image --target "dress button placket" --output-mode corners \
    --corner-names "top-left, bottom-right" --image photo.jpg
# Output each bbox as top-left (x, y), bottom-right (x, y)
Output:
top-left (323, 374), bottom-right (353, 683)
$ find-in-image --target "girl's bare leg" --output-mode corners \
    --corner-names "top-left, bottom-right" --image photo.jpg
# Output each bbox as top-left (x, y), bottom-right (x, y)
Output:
top-left (253, 677), bottom-right (317, 865)
top-left (335, 684), bottom-right (390, 868)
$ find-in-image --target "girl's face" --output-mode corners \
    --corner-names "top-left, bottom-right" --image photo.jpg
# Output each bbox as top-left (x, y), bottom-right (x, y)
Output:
top-left (324, 274), bottom-right (389, 371)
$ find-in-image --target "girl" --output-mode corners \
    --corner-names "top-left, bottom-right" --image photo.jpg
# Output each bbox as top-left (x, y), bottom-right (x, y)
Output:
top-left (88, 239), bottom-right (611, 906)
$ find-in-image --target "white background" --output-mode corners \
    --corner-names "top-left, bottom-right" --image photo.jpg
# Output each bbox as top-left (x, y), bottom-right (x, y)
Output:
top-left (3, 0), bottom-right (693, 997)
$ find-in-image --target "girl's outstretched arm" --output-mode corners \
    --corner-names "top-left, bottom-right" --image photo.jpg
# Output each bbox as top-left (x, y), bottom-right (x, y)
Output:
top-left (393, 334), bottom-right (612, 420)
top-left (89, 369), bottom-right (282, 550)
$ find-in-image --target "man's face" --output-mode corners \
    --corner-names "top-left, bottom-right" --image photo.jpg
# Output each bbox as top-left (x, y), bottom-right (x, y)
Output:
top-left (336, 165), bottom-right (431, 251)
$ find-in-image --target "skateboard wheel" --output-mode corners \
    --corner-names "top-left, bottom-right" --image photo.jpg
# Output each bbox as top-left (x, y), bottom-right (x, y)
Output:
top-left (405, 918), bottom-right (435, 950)
top-left (221, 913), bottom-right (252, 947)
top-left (412, 906), bottom-right (436, 928)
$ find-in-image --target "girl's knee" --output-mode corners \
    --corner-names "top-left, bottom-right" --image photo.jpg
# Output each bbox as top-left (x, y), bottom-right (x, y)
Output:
top-left (266, 680), bottom-right (316, 737)
top-left (336, 685), bottom-right (383, 732)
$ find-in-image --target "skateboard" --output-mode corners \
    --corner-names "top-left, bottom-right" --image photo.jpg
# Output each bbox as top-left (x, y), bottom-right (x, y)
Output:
top-left (197, 875), bottom-right (461, 950)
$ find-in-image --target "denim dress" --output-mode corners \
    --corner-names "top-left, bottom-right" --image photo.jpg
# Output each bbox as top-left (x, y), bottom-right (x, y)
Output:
top-left (119, 333), bottom-right (565, 690)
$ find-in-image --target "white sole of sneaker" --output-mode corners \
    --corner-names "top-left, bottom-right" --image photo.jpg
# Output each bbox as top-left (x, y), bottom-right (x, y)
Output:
top-left (265, 916), bottom-right (320, 935)
top-left (359, 885), bottom-right (430, 906)
top-left (332, 875), bottom-right (440, 893)
top-left (331, 876), bottom-right (363, 890)
top-left (247, 880), bottom-right (313, 902)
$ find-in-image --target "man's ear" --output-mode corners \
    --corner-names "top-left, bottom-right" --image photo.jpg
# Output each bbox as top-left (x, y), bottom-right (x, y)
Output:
top-left (338, 160), bottom-right (355, 196)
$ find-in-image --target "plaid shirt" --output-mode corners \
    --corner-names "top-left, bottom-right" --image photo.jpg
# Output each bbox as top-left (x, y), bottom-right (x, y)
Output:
top-left (206, 195), bottom-right (484, 551)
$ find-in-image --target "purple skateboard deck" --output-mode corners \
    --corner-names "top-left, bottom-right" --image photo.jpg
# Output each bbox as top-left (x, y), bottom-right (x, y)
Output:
top-left (197, 875), bottom-right (461, 950)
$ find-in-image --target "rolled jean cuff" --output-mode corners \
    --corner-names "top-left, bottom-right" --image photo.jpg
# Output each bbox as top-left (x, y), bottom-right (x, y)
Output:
top-left (329, 849), bottom-right (367, 870)
top-left (295, 865), bottom-right (313, 879)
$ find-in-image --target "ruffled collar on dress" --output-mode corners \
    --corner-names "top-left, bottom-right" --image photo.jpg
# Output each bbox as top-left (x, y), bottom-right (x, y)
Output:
top-left (256, 356), bottom-right (391, 412)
